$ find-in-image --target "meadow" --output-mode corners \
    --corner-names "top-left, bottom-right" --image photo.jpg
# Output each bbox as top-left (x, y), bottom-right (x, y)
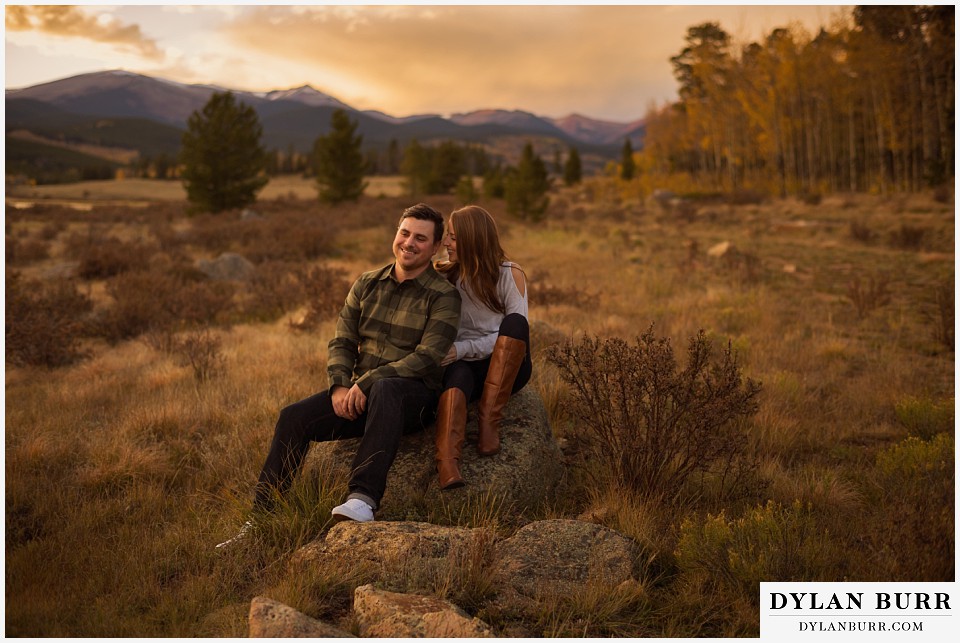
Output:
top-left (4, 177), bottom-right (955, 636)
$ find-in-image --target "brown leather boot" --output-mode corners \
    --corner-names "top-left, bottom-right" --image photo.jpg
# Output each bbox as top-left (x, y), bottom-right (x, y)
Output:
top-left (435, 387), bottom-right (467, 490)
top-left (477, 335), bottom-right (527, 456)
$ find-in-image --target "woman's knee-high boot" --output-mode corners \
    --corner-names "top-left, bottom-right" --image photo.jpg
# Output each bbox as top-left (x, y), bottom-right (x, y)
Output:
top-left (477, 336), bottom-right (527, 456)
top-left (435, 388), bottom-right (467, 489)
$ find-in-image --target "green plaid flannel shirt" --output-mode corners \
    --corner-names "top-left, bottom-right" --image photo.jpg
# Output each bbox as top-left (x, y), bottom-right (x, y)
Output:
top-left (327, 262), bottom-right (461, 395)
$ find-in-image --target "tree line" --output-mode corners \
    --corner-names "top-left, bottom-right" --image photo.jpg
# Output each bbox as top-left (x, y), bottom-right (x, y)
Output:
top-left (179, 91), bottom-right (584, 218)
top-left (640, 6), bottom-right (954, 196)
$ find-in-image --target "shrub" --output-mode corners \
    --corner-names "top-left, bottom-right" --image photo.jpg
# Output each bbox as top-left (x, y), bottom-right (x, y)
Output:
top-left (6, 272), bottom-right (93, 367)
top-left (894, 396), bottom-right (954, 439)
top-left (922, 277), bottom-right (954, 350)
top-left (67, 233), bottom-right (156, 279)
top-left (848, 220), bottom-right (874, 244)
top-left (243, 260), bottom-right (308, 321)
top-left (173, 329), bottom-right (226, 383)
top-left (289, 265), bottom-right (351, 331)
top-left (932, 184), bottom-right (951, 204)
top-left (675, 500), bottom-right (840, 599)
top-left (865, 434), bottom-right (954, 580)
top-left (98, 270), bottom-right (234, 341)
top-left (726, 189), bottom-right (765, 206)
top-left (888, 224), bottom-right (927, 250)
top-left (6, 236), bottom-right (50, 265)
top-left (547, 327), bottom-right (761, 500)
top-left (845, 272), bottom-right (891, 319)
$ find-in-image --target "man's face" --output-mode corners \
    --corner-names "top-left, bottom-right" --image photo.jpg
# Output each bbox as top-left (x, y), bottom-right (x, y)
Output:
top-left (393, 217), bottom-right (440, 277)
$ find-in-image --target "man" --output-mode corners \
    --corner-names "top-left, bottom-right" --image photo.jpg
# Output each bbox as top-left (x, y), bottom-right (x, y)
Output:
top-left (217, 203), bottom-right (460, 548)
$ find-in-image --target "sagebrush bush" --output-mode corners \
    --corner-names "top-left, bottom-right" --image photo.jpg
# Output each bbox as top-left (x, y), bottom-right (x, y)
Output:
top-left (188, 209), bottom-right (339, 263)
top-left (845, 272), bottom-right (891, 319)
top-left (243, 260), bottom-right (308, 321)
top-left (863, 434), bottom-right (954, 580)
top-left (98, 270), bottom-right (234, 341)
top-left (848, 219), bottom-right (874, 244)
top-left (6, 235), bottom-right (50, 265)
top-left (289, 265), bottom-right (353, 330)
top-left (922, 276), bottom-right (954, 350)
top-left (74, 237), bottom-right (158, 279)
top-left (547, 327), bottom-right (761, 500)
top-left (172, 328), bottom-right (226, 383)
top-left (675, 500), bottom-right (840, 599)
top-left (5, 272), bottom-right (93, 367)
top-left (894, 396), bottom-right (954, 439)
top-left (888, 223), bottom-right (927, 250)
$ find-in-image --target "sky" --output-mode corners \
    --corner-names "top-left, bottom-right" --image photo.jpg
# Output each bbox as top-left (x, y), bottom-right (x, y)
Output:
top-left (4, 3), bottom-right (851, 123)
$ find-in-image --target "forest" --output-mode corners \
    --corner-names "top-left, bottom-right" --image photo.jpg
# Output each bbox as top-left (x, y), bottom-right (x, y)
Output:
top-left (639, 6), bottom-right (954, 197)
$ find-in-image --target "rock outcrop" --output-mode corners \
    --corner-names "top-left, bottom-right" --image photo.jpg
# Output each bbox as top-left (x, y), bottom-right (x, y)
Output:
top-left (495, 519), bottom-right (638, 597)
top-left (353, 584), bottom-right (494, 637)
top-left (291, 520), bottom-right (492, 578)
top-left (248, 596), bottom-right (354, 638)
top-left (309, 387), bottom-right (563, 520)
top-left (196, 252), bottom-right (256, 281)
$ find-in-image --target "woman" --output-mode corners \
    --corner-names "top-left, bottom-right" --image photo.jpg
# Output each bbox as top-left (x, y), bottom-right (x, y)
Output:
top-left (434, 205), bottom-right (532, 490)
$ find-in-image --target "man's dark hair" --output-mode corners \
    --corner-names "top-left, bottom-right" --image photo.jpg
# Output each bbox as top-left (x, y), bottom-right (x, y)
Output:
top-left (399, 203), bottom-right (444, 243)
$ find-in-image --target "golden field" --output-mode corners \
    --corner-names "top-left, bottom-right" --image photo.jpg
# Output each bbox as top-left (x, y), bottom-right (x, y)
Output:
top-left (4, 177), bottom-right (954, 636)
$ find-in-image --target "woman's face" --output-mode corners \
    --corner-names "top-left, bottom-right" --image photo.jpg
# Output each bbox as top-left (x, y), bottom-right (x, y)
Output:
top-left (443, 221), bottom-right (458, 261)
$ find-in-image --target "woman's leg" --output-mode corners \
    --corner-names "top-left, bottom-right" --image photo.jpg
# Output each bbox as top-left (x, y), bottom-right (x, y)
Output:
top-left (435, 361), bottom-right (477, 489)
top-left (477, 314), bottom-right (531, 455)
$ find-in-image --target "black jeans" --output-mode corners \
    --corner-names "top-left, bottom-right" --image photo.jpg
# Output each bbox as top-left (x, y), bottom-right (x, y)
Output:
top-left (442, 313), bottom-right (532, 402)
top-left (254, 377), bottom-right (437, 511)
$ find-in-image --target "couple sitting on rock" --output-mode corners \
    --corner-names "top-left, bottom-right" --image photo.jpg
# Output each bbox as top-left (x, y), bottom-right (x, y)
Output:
top-left (217, 203), bottom-right (531, 548)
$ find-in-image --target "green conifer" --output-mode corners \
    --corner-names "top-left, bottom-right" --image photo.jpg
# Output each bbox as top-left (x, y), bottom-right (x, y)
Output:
top-left (179, 92), bottom-right (268, 213)
top-left (313, 109), bottom-right (368, 203)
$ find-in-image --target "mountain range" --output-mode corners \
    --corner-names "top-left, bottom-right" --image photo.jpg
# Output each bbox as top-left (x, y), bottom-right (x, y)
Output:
top-left (5, 70), bottom-right (645, 175)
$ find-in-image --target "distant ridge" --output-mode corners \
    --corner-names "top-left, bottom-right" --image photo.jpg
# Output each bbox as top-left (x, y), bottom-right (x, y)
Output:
top-left (6, 69), bottom-right (644, 147)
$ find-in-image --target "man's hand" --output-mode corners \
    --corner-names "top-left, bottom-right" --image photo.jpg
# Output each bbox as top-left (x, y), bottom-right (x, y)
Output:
top-left (331, 384), bottom-right (367, 420)
top-left (440, 345), bottom-right (458, 367)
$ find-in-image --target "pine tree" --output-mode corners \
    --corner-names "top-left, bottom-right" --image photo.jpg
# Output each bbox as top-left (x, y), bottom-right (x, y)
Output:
top-left (620, 138), bottom-right (636, 180)
top-left (401, 139), bottom-right (430, 196)
top-left (313, 109), bottom-right (368, 203)
top-left (505, 142), bottom-right (551, 221)
top-left (179, 91), bottom-right (268, 213)
top-left (564, 146), bottom-right (583, 186)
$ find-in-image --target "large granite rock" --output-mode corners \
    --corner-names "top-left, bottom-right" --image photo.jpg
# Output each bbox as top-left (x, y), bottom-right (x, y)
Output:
top-left (291, 520), bottom-right (494, 584)
top-left (353, 584), bottom-right (494, 637)
top-left (494, 519), bottom-right (639, 597)
top-left (309, 387), bottom-right (563, 520)
top-left (248, 596), bottom-right (353, 637)
top-left (197, 252), bottom-right (255, 281)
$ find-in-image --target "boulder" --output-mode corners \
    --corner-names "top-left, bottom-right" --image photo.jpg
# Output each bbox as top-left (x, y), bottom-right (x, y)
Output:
top-left (494, 519), bottom-right (638, 597)
top-left (248, 596), bottom-right (354, 637)
top-left (353, 584), bottom-right (493, 638)
top-left (309, 387), bottom-right (563, 521)
top-left (197, 252), bottom-right (256, 281)
top-left (707, 240), bottom-right (736, 258)
top-left (291, 520), bottom-right (491, 576)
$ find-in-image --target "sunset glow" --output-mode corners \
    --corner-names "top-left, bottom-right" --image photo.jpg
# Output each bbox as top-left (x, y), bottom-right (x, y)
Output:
top-left (5, 4), bottom-right (849, 121)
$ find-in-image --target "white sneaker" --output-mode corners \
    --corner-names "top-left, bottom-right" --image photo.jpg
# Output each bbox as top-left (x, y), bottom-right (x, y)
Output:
top-left (331, 498), bottom-right (375, 523)
top-left (215, 519), bottom-right (254, 549)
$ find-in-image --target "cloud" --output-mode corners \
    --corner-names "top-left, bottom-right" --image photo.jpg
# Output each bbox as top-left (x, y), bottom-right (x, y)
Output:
top-left (5, 5), bottom-right (164, 61)
top-left (220, 5), bottom-right (678, 120)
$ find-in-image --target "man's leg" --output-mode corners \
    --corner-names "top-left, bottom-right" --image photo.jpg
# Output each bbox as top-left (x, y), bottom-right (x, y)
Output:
top-left (254, 390), bottom-right (364, 511)
top-left (345, 378), bottom-right (436, 510)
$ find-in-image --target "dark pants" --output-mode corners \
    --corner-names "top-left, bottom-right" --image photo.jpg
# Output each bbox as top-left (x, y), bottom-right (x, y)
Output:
top-left (442, 313), bottom-right (532, 401)
top-left (254, 377), bottom-right (436, 511)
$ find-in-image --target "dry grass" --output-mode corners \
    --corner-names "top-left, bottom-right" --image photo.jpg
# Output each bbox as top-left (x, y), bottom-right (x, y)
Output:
top-left (4, 182), bottom-right (954, 636)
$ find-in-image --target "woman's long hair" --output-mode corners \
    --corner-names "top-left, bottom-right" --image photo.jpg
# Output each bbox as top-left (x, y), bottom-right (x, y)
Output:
top-left (437, 205), bottom-right (508, 314)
